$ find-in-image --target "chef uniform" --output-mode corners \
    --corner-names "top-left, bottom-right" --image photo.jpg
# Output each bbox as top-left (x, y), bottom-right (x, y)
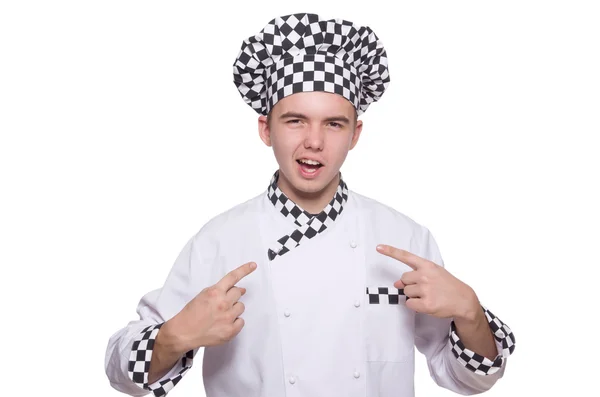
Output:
top-left (105, 13), bottom-right (516, 397)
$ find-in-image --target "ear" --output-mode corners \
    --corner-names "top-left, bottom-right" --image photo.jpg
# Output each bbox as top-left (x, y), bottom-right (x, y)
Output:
top-left (349, 119), bottom-right (363, 150)
top-left (258, 115), bottom-right (272, 147)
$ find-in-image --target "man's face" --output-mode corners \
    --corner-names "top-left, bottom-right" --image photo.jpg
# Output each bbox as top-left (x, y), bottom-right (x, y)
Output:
top-left (258, 91), bottom-right (363, 196)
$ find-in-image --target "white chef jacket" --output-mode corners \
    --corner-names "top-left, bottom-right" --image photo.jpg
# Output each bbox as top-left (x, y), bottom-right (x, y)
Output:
top-left (105, 179), bottom-right (515, 397)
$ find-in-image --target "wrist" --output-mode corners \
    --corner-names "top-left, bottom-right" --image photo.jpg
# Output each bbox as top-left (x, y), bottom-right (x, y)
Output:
top-left (156, 318), bottom-right (188, 358)
top-left (453, 287), bottom-right (482, 324)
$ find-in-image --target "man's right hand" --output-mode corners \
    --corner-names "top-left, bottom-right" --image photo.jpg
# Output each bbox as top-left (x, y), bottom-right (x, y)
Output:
top-left (160, 261), bottom-right (257, 354)
top-left (147, 261), bottom-right (257, 384)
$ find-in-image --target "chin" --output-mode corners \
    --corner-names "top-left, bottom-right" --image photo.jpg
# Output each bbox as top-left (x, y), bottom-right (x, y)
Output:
top-left (292, 169), bottom-right (335, 193)
top-left (296, 180), bottom-right (327, 194)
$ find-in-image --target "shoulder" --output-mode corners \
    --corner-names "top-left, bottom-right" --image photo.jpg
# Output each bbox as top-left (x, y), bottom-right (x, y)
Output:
top-left (190, 191), bottom-right (265, 244)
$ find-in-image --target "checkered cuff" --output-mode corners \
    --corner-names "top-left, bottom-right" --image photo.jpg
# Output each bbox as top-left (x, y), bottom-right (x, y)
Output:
top-left (449, 306), bottom-right (515, 376)
top-left (128, 323), bottom-right (195, 397)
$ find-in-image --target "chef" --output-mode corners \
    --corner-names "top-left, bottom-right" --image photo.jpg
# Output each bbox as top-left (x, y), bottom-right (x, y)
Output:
top-left (105, 12), bottom-right (516, 397)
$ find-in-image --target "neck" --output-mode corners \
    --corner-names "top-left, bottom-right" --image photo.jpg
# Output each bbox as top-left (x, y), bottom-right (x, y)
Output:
top-left (277, 171), bottom-right (340, 214)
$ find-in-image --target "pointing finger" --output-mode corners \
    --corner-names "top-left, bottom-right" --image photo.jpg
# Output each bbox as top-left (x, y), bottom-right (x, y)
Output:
top-left (216, 262), bottom-right (257, 291)
top-left (376, 245), bottom-right (429, 270)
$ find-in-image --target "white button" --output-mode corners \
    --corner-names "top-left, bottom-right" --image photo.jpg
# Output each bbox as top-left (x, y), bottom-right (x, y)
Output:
top-left (284, 310), bottom-right (291, 317)
top-left (350, 241), bottom-right (357, 248)
top-left (289, 376), bottom-right (296, 384)
top-left (354, 300), bottom-right (361, 308)
top-left (353, 371), bottom-right (360, 378)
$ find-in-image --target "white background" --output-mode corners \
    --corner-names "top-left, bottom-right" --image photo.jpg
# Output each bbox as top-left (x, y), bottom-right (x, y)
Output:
top-left (1, 1), bottom-right (598, 396)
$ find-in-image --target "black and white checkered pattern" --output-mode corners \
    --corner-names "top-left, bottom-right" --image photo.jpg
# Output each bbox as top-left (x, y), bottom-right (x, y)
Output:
top-left (233, 13), bottom-right (390, 116)
top-left (128, 323), bottom-right (195, 397)
top-left (449, 306), bottom-right (516, 375)
top-left (266, 54), bottom-right (361, 115)
top-left (266, 169), bottom-right (348, 261)
top-left (366, 286), bottom-right (407, 304)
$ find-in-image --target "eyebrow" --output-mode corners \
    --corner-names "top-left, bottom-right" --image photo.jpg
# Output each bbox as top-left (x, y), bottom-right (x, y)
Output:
top-left (279, 112), bottom-right (351, 124)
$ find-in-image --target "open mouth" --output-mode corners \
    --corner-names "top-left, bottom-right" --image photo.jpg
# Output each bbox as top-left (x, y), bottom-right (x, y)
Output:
top-left (297, 159), bottom-right (323, 174)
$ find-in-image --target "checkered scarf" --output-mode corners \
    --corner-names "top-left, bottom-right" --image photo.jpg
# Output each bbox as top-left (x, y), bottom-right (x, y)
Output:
top-left (266, 170), bottom-right (348, 261)
top-left (233, 13), bottom-right (390, 116)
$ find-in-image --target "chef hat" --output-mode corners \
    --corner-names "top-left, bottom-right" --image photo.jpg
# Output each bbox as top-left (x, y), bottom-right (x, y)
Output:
top-left (232, 13), bottom-right (390, 116)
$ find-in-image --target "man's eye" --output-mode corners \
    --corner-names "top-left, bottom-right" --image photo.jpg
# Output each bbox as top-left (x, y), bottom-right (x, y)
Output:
top-left (287, 119), bottom-right (301, 124)
top-left (329, 122), bottom-right (342, 128)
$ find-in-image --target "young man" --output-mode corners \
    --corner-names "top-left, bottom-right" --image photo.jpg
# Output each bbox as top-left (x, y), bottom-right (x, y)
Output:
top-left (105, 13), bottom-right (515, 397)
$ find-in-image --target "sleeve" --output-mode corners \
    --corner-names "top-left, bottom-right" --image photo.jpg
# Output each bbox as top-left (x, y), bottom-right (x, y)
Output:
top-left (448, 305), bottom-right (516, 375)
top-left (105, 232), bottom-right (218, 396)
top-left (413, 227), bottom-right (516, 394)
top-left (126, 323), bottom-right (196, 396)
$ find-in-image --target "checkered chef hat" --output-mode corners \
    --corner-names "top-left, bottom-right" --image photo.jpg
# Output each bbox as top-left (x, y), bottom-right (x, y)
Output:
top-left (232, 13), bottom-right (390, 116)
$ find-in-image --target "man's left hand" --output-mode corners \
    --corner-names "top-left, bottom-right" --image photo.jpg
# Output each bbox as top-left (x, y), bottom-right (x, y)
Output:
top-left (376, 244), bottom-right (480, 321)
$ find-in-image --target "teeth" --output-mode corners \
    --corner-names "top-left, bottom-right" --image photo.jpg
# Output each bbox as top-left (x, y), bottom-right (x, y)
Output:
top-left (299, 159), bottom-right (321, 165)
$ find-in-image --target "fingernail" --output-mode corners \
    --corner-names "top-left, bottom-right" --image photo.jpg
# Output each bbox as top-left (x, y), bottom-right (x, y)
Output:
top-left (250, 262), bottom-right (257, 269)
top-left (376, 245), bottom-right (383, 251)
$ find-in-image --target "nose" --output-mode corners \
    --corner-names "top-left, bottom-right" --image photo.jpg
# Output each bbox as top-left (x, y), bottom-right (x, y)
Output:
top-left (303, 124), bottom-right (325, 151)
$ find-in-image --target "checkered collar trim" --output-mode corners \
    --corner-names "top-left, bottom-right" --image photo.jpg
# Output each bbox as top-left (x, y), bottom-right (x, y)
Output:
top-left (266, 170), bottom-right (348, 261)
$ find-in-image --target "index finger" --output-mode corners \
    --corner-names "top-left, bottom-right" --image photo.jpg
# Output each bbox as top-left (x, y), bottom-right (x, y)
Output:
top-left (216, 262), bottom-right (257, 291)
top-left (376, 245), bottom-right (429, 270)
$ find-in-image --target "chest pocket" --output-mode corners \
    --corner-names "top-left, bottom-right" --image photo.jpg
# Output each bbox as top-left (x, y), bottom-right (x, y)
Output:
top-left (364, 286), bottom-right (415, 362)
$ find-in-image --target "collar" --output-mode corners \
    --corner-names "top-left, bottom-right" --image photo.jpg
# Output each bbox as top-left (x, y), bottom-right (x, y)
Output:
top-left (266, 169), bottom-right (348, 261)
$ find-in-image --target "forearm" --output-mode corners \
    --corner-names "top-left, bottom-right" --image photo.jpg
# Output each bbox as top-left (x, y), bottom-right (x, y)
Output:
top-left (148, 319), bottom-right (187, 384)
top-left (453, 304), bottom-right (497, 361)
